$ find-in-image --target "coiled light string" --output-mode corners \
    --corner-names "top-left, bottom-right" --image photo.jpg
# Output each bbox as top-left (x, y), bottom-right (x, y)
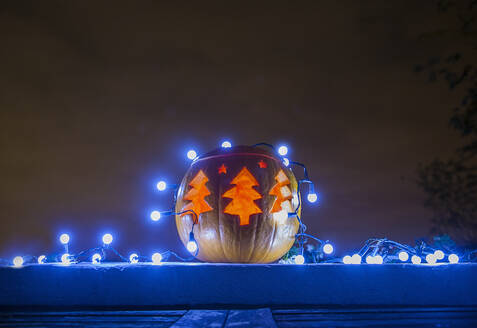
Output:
top-left (2, 141), bottom-right (476, 267)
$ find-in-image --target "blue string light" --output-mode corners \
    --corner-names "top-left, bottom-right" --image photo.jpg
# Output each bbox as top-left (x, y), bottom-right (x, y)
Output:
top-left (187, 150), bottom-right (197, 160)
top-left (152, 252), bottom-right (163, 264)
top-left (1, 141), bottom-right (476, 267)
top-left (278, 145), bottom-right (288, 156)
top-left (92, 253), bottom-right (102, 264)
top-left (102, 234), bottom-right (113, 245)
top-left (221, 141), bottom-right (232, 148)
top-left (59, 233), bottom-right (70, 245)
top-left (156, 181), bottom-right (167, 191)
top-left (13, 256), bottom-right (23, 267)
top-left (129, 253), bottom-right (139, 263)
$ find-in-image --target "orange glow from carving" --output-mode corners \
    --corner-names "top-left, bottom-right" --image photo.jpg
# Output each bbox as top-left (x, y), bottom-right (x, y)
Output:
top-left (218, 164), bottom-right (227, 174)
top-left (182, 170), bottom-right (213, 223)
top-left (222, 167), bottom-right (262, 225)
top-left (258, 160), bottom-right (267, 168)
top-left (269, 170), bottom-right (293, 213)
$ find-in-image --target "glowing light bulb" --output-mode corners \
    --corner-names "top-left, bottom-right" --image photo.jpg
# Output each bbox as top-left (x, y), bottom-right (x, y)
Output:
top-left (187, 240), bottom-right (198, 253)
top-left (351, 254), bottom-right (361, 264)
top-left (294, 254), bottom-right (305, 264)
top-left (59, 233), bottom-right (70, 245)
top-left (129, 253), bottom-right (139, 264)
top-left (187, 150), bottom-right (197, 160)
top-left (323, 243), bottom-right (334, 255)
top-left (366, 255), bottom-right (374, 264)
top-left (156, 181), bottom-right (167, 191)
top-left (448, 254), bottom-right (459, 264)
top-left (91, 253), bottom-right (101, 264)
top-left (426, 254), bottom-right (437, 264)
top-left (13, 256), bottom-right (23, 267)
top-left (221, 141), bottom-right (232, 148)
top-left (152, 252), bottom-right (163, 265)
top-left (150, 210), bottom-right (161, 221)
top-left (102, 233), bottom-right (113, 245)
top-left (307, 193), bottom-right (318, 203)
top-left (61, 253), bottom-right (71, 265)
top-left (278, 145), bottom-right (288, 156)
top-left (374, 255), bottom-right (383, 264)
top-left (37, 255), bottom-right (46, 264)
top-left (343, 255), bottom-right (352, 264)
top-left (398, 251), bottom-right (409, 262)
top-left (434, 250), bottom-right (444, 260)
top-left (283, 158), bottom-right (290, 167)
top-left (411, 255), bottom-right (422, 264)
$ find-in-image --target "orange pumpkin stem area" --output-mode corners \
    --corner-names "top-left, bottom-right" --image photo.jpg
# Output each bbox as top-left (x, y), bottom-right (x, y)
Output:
top-left (222, 167), bottom-right (262, 225)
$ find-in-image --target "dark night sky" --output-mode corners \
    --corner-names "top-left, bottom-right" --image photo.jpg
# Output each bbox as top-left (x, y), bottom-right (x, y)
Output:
top-left (0, 1), bottom-right (466, 258)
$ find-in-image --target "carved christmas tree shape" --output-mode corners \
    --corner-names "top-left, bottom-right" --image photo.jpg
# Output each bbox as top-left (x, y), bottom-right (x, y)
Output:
top-left (222, 167), bottom-right (262, 225)
top-left (269, 169), bottom-right (293, 214)
top-left (182, 170), bottom-right (213, 223)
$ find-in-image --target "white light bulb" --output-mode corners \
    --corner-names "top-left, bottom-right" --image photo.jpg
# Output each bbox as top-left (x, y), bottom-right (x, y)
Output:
top-left (294, 254), bottom-right (305, 264)
top-left (343, 255), bottom-right (352, 264)
top-left (150, 211), bottom-right (161, 221)
top-left (156, 181), bottom-right (167, 191)
top-left (411, 255), bottom-right (422, 264)
top-left (434, 250), bottom-right (444, 260)
top-left (13, 256), bottom-right (24, 267)
top-left (152, 252), bottom-right (163, 265)
top-left (398, 251), bottom-right (409, 262)
top-left (351, 254), bottom-right (361, 264)
top-left (221, 141), bottom-right (232, 148)
top-left (186, 240), bottom-right (198, 253)
top-left (129, 253), bottom-right (139, 264)
top-left (307, 193), bottom-right (318, 203)
top-left (187, 150), bottom-right (197, 160)
top-left (323, 243), bottom-right (334, 255)
top-left (61, 253), bottom-right (71, 265)
top-left (102, 233), bottom-right (113, 245)
top-left (426, 253), bottom-right (437, 264)
top-left (283, 158), bottom-right (290, 167)
top-left (374, 255), bottom-right (383, 264)
top-left (366, 255), bottom-right (375, 264)
top-left (59, 233), bottom-right (70, 245)
top-left (278, 145), bottom-right (288, 156)
top-left (448, 254), bottom-right (459, 264)
top-left (37, 255), bottom-right (46, 264)
top-left (92, 253), bottom-right (101, 264)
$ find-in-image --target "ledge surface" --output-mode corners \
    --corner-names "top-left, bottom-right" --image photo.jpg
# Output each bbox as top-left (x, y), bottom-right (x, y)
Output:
top-left (1, 263), bottom-right (476, 308)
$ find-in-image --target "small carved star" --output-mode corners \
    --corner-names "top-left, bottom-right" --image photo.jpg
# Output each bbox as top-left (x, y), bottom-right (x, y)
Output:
top-left (218, 164), bottom-right (227, 174)
top-left (258, 160), bottom-right (267, 168)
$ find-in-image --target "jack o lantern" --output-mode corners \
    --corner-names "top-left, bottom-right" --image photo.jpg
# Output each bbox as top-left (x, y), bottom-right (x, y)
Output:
top-left (175, 145), bottom-right (301, 263)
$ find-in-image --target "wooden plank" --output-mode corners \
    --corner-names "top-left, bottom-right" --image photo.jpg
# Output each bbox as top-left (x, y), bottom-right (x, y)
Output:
top-left (276, 318), bottom-right (477, 327)
top-left (273, 307), bottom-right (477, 327)
top-left (274, 312), bottom-right (477, 321)
top-left (225, 308), bottom-right (277, 328)
top-left (0, 310), bottom-right (186, 316)
top-left (0, 310), bottom-right (183, 328)
top-left (170, 310), bottom-right (228, 328)
top-left (0, 322), bottom-right (170, 328)
top-left (273, 307), bottom-right (477, 314)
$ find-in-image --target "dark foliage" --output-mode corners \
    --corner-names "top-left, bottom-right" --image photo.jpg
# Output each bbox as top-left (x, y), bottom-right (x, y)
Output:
top-left (416, 0), bottom-right (477, 247)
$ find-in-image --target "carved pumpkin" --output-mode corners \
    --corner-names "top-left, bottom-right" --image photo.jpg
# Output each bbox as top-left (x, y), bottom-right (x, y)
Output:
top-left (175, 145), bottom-right (301, 263)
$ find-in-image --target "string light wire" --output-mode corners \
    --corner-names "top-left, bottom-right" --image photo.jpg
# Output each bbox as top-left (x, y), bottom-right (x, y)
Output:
top-left (2, 141), bottom-right (476, 266)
